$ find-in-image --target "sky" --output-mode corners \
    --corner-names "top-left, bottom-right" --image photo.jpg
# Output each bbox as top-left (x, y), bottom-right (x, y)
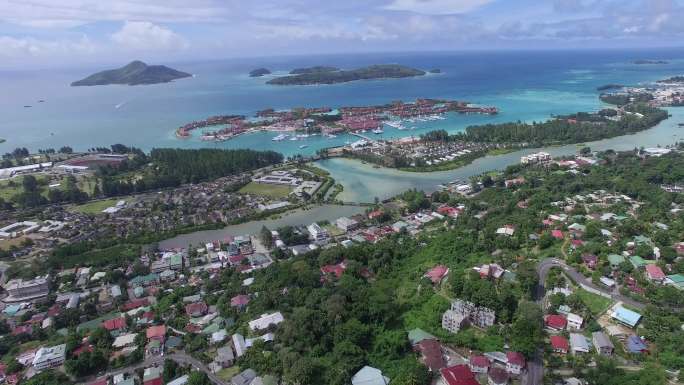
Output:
top-left (0, 0), bottom-right (683, 69)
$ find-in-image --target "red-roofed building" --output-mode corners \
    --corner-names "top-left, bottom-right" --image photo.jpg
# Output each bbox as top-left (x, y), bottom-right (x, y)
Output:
top-left (424, 265), bottom-right (449, 284)
top-left (102, 317), bottom-right (127, 335)
top-left (368, 210), bottom-right (384, 220)
top-left (146, 325), bottom-right (166, 341)
top-left (12, 325), bottom-right (32, 336)
top-left (321, 260), bottom-right (348, 280)
top-left (550, 336), bottom-right (569, 354)
top-left (645, 264), bottom-right (665, 282)
top-left (551, 230), bottom-right (564, 240)
top-left (73, 343), bottom-right (94, 357)
top-left (47, 304), bottom-right (62, 317)
top-left (488, 367), bottom-right (509, 385)
top-left (185, 302), bottom-right (208, 317)
top-left (570, 239), bottom-right (584, 249)
top-left (506, 352), bottom-right (526, 375)
top-left (582, 254), bottom-right (598, 269)
top-left (416, 339), bottom-right (445, 372)
top-left (121, 298), bottom-right (149, 311)
top-left (143, 378), bottom-right (163, 385)
top-left (545, 315), bottom-right (567, 331)
top-left (469, 355), bottom-right (490, 374)
top-left (185, 323), bottom-right (202, 334)
top-left (230, 295), bottom-right (250, 309)
top-left (438, 206), bottom-right (460, 218)
top-left (89, 378), bottom-right (108, 385)
top-left (440, 365), bottom-right (479, 385)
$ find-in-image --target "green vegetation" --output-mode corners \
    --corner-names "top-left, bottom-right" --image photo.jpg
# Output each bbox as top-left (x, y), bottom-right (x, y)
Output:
top-left (599, 93), bottom-right (653, 106)
top-left (575, 288), bottom-right (612, 315)
top-left (657, 75), bottom-right (684, 83)
top-left (454, 104), bottom-right (667, 146)
top-left (239, 182), bottom-right (292, 199)
top-left (71, 60), bottom-right (191, 86)
top-left (267, 65), bottom-right (426, 85)
top-left (289, 66), bottom-right (339, 74)
top-left (70, 198), bottom-right (122, 214)
top-left (596, 84), bottom-right (624, 91)
top-left (100, 148), bottom-right (283, 196)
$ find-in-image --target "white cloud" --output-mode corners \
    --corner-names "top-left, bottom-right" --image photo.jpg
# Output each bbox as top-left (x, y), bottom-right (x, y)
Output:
top-left (0, 35), bottom-right (96, 58)
top-left (383, 0), bottom-right (493, 15)
top-left (111, 21), bottom-right (187, 51)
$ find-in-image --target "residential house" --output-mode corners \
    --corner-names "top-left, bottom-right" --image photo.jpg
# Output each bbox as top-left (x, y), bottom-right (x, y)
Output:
top-left (248, 312), bottom-right (284, 331)
top-left (351, 366), bottom-right (391, 385)
top-left (215, 347), bottom-right (235, 368)
top-left (442, 310), bottom-right (468, 334)
top-left (592, 332), bottom-right (613, 356)
top-left (103, 316), bottom-right (127, 337)
top-left (566, 313), bottom-right (583, 331)
top-left (440, 364), bottom-right (479, 385)
top-left (230, 295), bottom-right (250, 310)
top-left (32, 344), bottom-right (66, 372)
top-left (185, 302), bottom-right (208, 317)
top-left (626, 335), bottom-right (648, 354)
top-left (506, 352), bottom-right (525, 375)
top-left (496, 225), bottom-right (515, 237)
top-left (469, 355), bottom-right (490, 374)
top-left (424, 265), bottom-right (449, 284)
top-left (307, 223), bottom-right (329, 242)
top-left (569, 333), bottom-right (590, 355)
top-left (645, 265), bottom-right (665, 283)
top-left (488, 367), bottom-right (509, 385)
top-left (545, 315), bottom-right (567, 331)
top-left (611, 307), bottom-right (642, 329)
top-left (607, 254), bottom-right (625, 270)
top-left (231, 369), bottom-right (257, 385)
top-left (407, 328), bottom-right (436, 346)
top-left (581, 254), bottom-right (598, 269)
top-left (550, 336), bottom-right (569, 354)
top-left (416, 339), bottom-right (445, 372)
top-left (335, 217), bottom-right (359, 232)
top-left (167, 375), bottom-right (189, 385)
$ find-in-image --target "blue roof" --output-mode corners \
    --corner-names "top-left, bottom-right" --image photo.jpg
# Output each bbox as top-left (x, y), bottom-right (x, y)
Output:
top-left (612, 307), bottom-right (642, 328)
top-left (626, 335), bottom-right (647, 353)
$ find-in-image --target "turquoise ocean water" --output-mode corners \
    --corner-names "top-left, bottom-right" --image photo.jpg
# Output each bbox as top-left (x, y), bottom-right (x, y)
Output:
top-left (2, 49), bottom-right (684, 156)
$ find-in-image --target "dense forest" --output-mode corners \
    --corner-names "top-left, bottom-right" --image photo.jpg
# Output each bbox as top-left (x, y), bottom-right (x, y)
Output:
top-left (453, 104), bottom-right (667, 146)
top-left (99, 148), bottom-right (283, 196)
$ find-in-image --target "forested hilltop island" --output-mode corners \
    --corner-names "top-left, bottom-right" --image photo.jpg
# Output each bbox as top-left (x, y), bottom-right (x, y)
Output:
top-left (249, 68), bottom-right (271, 77)
top-left (71, 61), bottom-right (192, 86)
top-left (266, 64), bottom-right (426, 85)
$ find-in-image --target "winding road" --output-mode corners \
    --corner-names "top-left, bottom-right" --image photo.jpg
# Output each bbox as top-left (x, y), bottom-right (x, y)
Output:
top-left (83, 352), bottom-right (227, 385)
top-left (537, 258), bottom-right (646, 310)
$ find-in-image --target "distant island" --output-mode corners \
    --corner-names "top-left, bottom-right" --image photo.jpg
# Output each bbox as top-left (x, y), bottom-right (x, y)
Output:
top-left (633, 60), bottom-right (669, 65)
top-left (596, 84), bottom-right (624, 91)
top-left (657, 76), bottom-right (684, 83)
top-left (266, 64), bottom-right (426, 85)
top-left (428, 68), bottom-right (441, 74)
top-left (249, 68), bottom-right (271, 77)
top-left (71, 61), bottom-right (191, 86)
top-left (289, 66), bottom-right (339, 75)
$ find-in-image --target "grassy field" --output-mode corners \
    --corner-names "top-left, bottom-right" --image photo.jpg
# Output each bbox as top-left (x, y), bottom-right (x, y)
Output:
top-left (70, 198), bottom-right (121, 214)
top-left (239, 182), bottom-right (292, 199)
top-left (576, 288), bottom-right (613, 315)
top-left (216, 367), bottom-right (240, 381)
top-left (0, 237), bottom-right (28, 251)
top-left (0, 174), bottom-right (97, 201)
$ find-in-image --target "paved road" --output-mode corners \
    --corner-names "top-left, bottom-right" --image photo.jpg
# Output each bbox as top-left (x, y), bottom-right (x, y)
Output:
top-left (83, 352), bottom-right (227, 385)
top-left (537, 258), bottom-right (646, 310)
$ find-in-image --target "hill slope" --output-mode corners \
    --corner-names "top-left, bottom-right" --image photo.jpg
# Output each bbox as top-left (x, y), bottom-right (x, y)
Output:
top-left (71, 61), bottom-right (191, 86)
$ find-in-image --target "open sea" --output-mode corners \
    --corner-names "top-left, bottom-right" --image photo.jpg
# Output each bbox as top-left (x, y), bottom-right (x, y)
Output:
top-left (2, 48), bottom-right (684, 156)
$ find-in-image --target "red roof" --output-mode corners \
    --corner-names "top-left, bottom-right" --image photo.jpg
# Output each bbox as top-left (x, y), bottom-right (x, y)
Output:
top-left (103, 316), bottom-right (126, 331)
top-left (545, 314), bottom-right (567, 330)
top-left (425, 265), bottom-right (449, 284)
top-left (90, 379), bottom-right (108, 385)
top-left (645, 264), bottom-right (665, 280)
top-left (12, 325), bottom-right (32, 336)
top-left (440, 365), bottom-right (479, 385)
top-left (121, 298), bottom-right (149, 311)
top-left (185, 302), bottom-right (208, 316)
top-left (368, 210), bottom-right (383, 219)
top-left (417, 339), bottom-right (445, 371)
top-left (506, 352), bottom-right (525, 367)
top-left (320, 261), bottom-right (347, 279)
top-left (550, 336), bottom-right (569, 352)
top-left (143, 378), bottom-right (163, 385)
top-left (551, 230), bottom-right (564, 239)
top-left (230, 295), bottom-right (250, 307)
top-left (146, 325), bottom-right (166, 339)
top-left (73, 343), bottom-right (94, 357)
top-left (571, 239), bottom-right (584, 247)
top-left (469, 355), bottom-right (490, 368)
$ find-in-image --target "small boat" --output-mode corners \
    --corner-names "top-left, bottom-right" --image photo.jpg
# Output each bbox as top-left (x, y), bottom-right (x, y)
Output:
top-left (24, 105), bottom-right (32, 108)
top-left (272, 134), bottom-right (288, 141)
top-left (38, 100), bottom-right (45, 103)
top-left (299, 145), bottom-right (308, 149)
top-left (373, 128), bottom-right (384, 134)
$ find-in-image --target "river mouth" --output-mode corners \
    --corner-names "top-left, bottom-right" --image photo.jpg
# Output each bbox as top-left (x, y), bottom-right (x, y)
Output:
top-left (316, 107), bottom-right (684, 203)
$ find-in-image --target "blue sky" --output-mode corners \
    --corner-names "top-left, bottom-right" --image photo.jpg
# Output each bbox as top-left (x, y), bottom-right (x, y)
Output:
top-left (0, 0), bottom-right (682, 68)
